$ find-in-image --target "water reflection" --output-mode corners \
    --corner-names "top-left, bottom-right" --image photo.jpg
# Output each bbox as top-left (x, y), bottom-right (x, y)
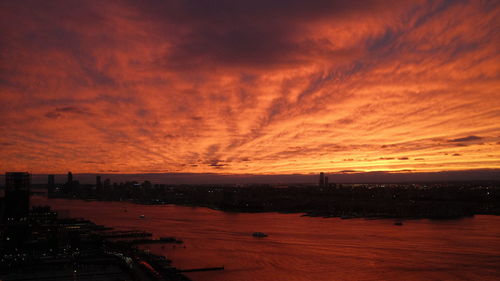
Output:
top-left (32, 197), bottom-right (500, 281)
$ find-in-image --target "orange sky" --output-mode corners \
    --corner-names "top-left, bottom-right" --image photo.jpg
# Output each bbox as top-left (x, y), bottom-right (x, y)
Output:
top-left (1, 0), bottom-right (499, 175)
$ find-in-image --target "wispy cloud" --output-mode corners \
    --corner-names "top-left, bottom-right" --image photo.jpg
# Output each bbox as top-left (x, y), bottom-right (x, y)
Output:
top-left (0, 0), bottom-right (499, 174)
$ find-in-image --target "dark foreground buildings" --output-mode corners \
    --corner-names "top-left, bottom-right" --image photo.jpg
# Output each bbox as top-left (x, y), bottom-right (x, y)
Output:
top-left (3, 172), bottom-right (30, 223)
top-left (0, 172), bottom-right (191, 281)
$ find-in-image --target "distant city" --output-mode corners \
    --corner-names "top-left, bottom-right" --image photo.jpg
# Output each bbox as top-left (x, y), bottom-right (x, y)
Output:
top-left (8, 169), bottom-right (500, 186)
top-left (4, 171), bottom-right (498, 220)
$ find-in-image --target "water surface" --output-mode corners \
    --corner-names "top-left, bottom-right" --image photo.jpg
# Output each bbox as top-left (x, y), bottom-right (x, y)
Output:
top-left (33, 197), bottom-right (500, 281)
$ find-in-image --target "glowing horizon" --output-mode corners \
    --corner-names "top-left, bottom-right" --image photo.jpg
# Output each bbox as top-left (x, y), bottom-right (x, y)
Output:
top-left (1, 0), bottom-right (499, 175)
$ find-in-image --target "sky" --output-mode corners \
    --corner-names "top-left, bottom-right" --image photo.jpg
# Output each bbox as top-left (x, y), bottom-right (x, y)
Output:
top-left (1, 0), bottom-right (499, 177)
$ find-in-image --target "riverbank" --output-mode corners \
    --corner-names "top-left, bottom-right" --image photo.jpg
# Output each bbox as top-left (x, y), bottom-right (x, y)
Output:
top-left (46, 182), bottom-right (500, 220)
top-left (48, 195), bottom-right (488, 221)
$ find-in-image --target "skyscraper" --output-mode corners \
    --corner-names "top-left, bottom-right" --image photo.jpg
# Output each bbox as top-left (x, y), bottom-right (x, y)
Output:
top-left (96, 175), bottom-right (102, 188)
top-left (67, 171), bottom-right (73, 184)
top-left (325, 176), bottom-right (329, 187)
top-left (63, 171), bottom-right (76, 194)
top-left (4, 172), bottom-right (30, 222)
top-left (96, 175), bottom-right (103, 197)
top-left (319, 172), bottom-right (325, 187)
top-left (48, 174), bottom-right (55, 196)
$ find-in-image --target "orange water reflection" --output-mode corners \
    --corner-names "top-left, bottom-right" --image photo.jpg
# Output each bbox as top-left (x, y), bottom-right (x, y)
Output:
top-left (33, 196), bottom-right (500, 281)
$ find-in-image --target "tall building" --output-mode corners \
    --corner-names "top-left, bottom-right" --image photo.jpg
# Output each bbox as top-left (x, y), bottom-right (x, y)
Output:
top-left (325, 176), bottom-right (329, 187)
top-left (4, 172), bottom-right (30, 222)
top-left (96, 175), bottom-right (103, 198)
top-left (104, 178), bottom-right (111, 188)
top-left (48, 174), bottom-right (55, 195)
top-left (63, 171), bottom-right (76, 194)
top-left (67, 171), bottom-right (73, 184)
top-left (319, 172), bottom-right (325, 187)
top-left (96, 175), bottom-right (102, 188)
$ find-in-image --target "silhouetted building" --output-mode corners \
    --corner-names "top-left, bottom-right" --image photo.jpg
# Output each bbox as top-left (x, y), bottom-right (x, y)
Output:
top-left (48, 174), bottom-right (55, 195)
top-left (67, 171), bottom-right (73, 184)
top-left (95, 175), bottom-right (103, 198)
top-left (104, 178), bottom-right (111, 188)
top-left (62, 171), bottom-right (81, 194)
top-left (319, 172), bottom-right (325, 187)
top-left (325, 176), bottom-right (329, 187)
top-left (96, 175), bottom-right (102, 188)
top-left (142, 180), bottom-right (152, 189)
top-left (4, 172), bottom-right (30, 222)
top-left (0, 197), bottom-right (4, 223)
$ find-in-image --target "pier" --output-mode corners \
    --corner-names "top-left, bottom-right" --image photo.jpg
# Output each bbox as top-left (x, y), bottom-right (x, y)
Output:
top-left (178, 266), bottom-right (225, 273)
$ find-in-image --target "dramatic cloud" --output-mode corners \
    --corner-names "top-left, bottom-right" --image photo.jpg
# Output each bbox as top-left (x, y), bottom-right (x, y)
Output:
top-left (0, 0), bottom-right (499, 175)
top-left (448, 135), bottom-right (483, 142)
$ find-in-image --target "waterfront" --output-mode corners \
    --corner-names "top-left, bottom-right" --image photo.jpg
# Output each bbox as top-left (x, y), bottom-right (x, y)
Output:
top-left (33, 196), bottom-right (500, 281)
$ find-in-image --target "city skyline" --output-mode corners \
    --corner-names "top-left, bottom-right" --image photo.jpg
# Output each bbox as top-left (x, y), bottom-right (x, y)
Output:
top-left (2, 169), bottom-right (499, 186)
top-left (1, 1), bottom-right (499, 175)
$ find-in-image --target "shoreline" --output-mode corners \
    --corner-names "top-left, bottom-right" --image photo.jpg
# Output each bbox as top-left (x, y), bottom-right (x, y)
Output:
top-left (43, 195), bottom-right (486, 221)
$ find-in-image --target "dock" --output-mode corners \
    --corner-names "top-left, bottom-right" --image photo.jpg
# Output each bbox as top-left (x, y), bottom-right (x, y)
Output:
top-left (101, 230), bottom-right (152, 238)
top-left (178, 266), bottom-right (225, 273)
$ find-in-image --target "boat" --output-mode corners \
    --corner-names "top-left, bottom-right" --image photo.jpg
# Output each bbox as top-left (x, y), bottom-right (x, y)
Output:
top-left (139, 215), bottom-right (145, 219)
top-left (252, 232), bottom-right (268, 238)
top-left (159, 237), bottom-right (183, 244)
top-left (394, 221), bottom-right (403, 226)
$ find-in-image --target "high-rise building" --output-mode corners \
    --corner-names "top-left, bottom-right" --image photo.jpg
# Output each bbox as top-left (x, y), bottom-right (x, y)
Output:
top-left (104, 178), bottom-right (111, 188)
top-left (319, 172), bottom-right (325, 187)
top-left (4, 172), bottom-right (30, 222)
top-left (96, 175), bottom-right (102, 187)
top-left (67, 171), bottom-right (73, 184)
top-left (325, 176), bottom-right (329, 187)
top-left (96, 175), bottom-right (103, 197)
top-left (63, 171), bottom-right (77, 194)
top-left (48, 174), bottom-right (55, 195)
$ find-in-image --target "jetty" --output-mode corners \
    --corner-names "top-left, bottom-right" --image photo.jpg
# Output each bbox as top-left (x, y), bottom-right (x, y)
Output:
top-left (121, 237), bottom-right (183, 245)
top-left (101, 230), bottom-right (152, 238)
top-left (178, 266), bottom-right (225, 273)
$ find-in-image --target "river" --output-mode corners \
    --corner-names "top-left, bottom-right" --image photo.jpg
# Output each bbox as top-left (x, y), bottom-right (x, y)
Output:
top-left (32, 196), bottom-right (500, 281)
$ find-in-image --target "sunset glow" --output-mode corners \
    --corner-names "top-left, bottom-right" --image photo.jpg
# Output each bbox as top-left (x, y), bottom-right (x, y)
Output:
top-left (1, 0), bottom-right (499, 175)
